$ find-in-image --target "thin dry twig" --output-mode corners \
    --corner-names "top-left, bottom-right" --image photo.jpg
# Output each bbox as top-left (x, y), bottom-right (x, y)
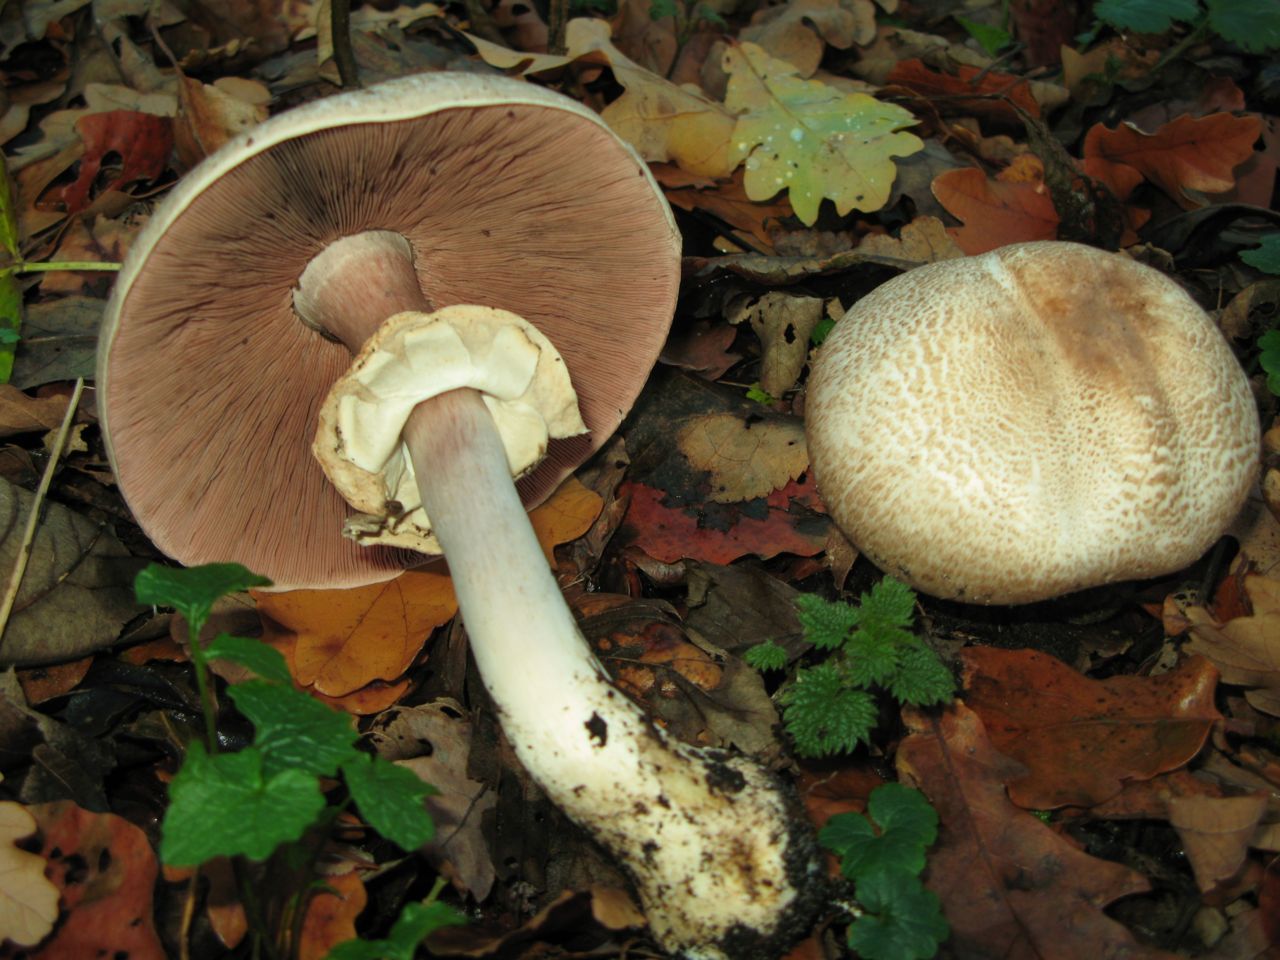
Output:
top-left (0, 377), bottom-right (85, 641)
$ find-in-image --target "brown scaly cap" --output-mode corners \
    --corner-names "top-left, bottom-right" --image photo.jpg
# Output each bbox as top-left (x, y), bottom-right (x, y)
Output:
top-left (805, 241), bottom-right (1260, 604)
top-left (99, 73), bottom-right (681, 590)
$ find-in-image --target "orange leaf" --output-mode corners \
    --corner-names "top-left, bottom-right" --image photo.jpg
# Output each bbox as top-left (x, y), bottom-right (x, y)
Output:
top-left (528, 476), bottom-right (605, 566)
top-left (960, 648), bottom-right (1221, 809)
top-left (930, 166), bottom-right (1058, 254)
top-left (299, 870), bottom-right (367, 960)
top-left (1082, 113), bottom-right (1263, 205)
top-left (256, 568), bottom-right (457, 698)
top-left (886, 59), bottom-right (1041, 124)
top-left (25, 801), bottom-right (165, 960)
top-left (312, 677), bottom-right (415, 716)
top-left (897, 705), bottom-right (1176, 960)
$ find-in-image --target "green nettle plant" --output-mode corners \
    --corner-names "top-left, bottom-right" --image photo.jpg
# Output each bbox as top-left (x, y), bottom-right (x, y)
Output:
top-left (135, 563), bottom-right (463, 960)
top-left (1245, 235), bottom-right (1280, 396)
top-left (747, 578), bottom-right (953, 959)
top-left (1092, 0), bottom-right (1280, 53)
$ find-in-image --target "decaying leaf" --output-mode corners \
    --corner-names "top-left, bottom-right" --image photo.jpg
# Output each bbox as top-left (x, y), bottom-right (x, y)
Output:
top-left (299, 869), bottom-right (366, 960)
top-left (0, 476), bottom-right (146, 667)
top-left (739, 0), bottom-right (878, 78)
top-left (931, 164), bottom-right (1059, 254)
top-left (855, 215), bottom-right (964, 263)
top-left (1168, 793), bottom-right (1269, 893)
top-left (173, 75), bottom-right (270, 167)
top-left (897, 705), bottom-right (1174, 959)
top-left (24, 800), bottom-right (165, 960)
top-left (724, 292), bottom-right (826, 398)
top-left (676, 411), bottom-right (808, 503)
top-left (961, 648), bottom-right (1221, 808)
top-left (1184, 573), bottom-right (1280, 713)
top-left (724, 42), bottom-right (923, 225)
top-left (12, 297), bottom-right (103, 390)
top-left (370, 700), bottom-right (498, 900)
top-left (0, 802), bottom-right (59, 947)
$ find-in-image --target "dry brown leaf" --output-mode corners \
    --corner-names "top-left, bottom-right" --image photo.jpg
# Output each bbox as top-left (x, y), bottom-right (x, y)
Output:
top-left (174, 75), bottom-right (270, 167)
top-left (1185, 574), bottom-right (1280, 702)
top-left (1082, 113), bottom-right (1263, 207)
top-left (739, 0), bottom-right (878, 78)
top-left (1168, 793), bottom-right (1269, 892)
top-left (256, 568), bottom-right (456, 698)
top-left (16, 658), bottom-right (93, 705)
top-left (855, 215), bottom-right (964, 263)
top-left (898, 705), bottom-right (1179, 960)
top-left (0, 386), bottom-right (68, 438)
top-left (299, 869), bottom-right (366, 960)
top-left (0, 802), bottom-right (59, 948)
top-left (724, 292), bottom-right (825, 397)
top-left (676, 412), bottom-right (808, 503)
top-left (930, 164), bottom-right (1058, 254)
top-left (527, 476), bottom-right (604, 566)
top-left (961, 648), bottom-right (1221, 808)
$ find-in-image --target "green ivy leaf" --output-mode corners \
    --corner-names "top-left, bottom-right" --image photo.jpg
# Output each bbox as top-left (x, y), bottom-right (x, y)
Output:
top-left (228, 682), bottom-right (359, 780)
top-left (1242, 234), bottom-right (1280, 274)
top-left (161, 743), bottom-right (325, 865)
top-left (848, 870), bottom-right (949, 960)
top-left (744, 640), bottom-right (789, 671)
top-left (326, 900), bottom-right (467, 960)
top-left (1206, 0), bottom-right (1280, 51)
top-left (954, 15), bottom-right (1013, 55)
top-left (342, 753), bottom-right (437, 850)
top-left (820, 784), bottom-right (938, 880)
top-left (204, 634), bottom-right (293, 685)
top-left (887, 645), bottom-right (956, 706)
top-left (795, 594), bottom-right (859, 651)
top-left (784, 664), bottom-right (878, 755)
top-left (1093, 0), bottom-right (1201, 33)
top-left (135, 563), bottom-right (272, 633)
top-left (1257, 330), bottom-right (1280, 397)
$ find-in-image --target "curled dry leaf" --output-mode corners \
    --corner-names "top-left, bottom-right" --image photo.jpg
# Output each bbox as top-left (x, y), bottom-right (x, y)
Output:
top-left (1184, 573), bottom-right (1280, 716)
top-left (1168, 793), bottom-right (1269, 893)
top-left (897, 705), bottom-right (1179, 960)
top-left (676, 411), bottom-right (808, 503)
top-left (0, 802), bottom-right (59, 948)
top-left (739, 0), bottom-right (878, 78)
top-left (960, 648), bottom-right (1221, 808)
top-left (724, 292), bottom-right (827, 398)
top-left (1082, 113), bottom-right (1263, 207)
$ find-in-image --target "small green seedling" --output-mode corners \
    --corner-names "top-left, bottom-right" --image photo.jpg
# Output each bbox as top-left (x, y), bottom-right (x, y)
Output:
top-left (820, 783), bottom-right (949, 960)
top-left (136, 563), bottom-right (462, 959)
top-left (747, 578), bottom-right (955, 755)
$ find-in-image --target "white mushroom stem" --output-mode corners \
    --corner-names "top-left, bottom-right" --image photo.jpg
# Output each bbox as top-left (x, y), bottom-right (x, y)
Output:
top-left (401, 389), bottom-right (817, 958)
top-left (295, 232), bottom-right (819, 958)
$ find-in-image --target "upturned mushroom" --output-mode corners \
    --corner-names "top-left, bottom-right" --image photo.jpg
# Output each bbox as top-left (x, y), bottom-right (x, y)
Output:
top-left (99, 73), bottom-right (818, 958)
top-left (805, 241), bottom-right (1260, 605)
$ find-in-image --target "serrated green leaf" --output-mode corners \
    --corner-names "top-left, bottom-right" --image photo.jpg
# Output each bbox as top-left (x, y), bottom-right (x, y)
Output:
top-left (1206, 0), bottom-right (1280, 51)
top-left (955, 16), bottom-right (1013, 56)
top-left (849, 870), bottom-right (949, 960)
top-left (204, 634), bottom-right (293, 685)
top-left (228, 682), bottom-right (359, 780)
top-left (326, 900), bottom-right (467, 960)
top-left (857, 578), bottom-right (916, 633)
top-left (846, 630), bottom-right (900, 687)
top-left (1094, 0), bottom-right (1201, 33)
top-left (1259, 329), bottom-right (1280, 396)
top-left (795, 594), bottom-right (859, 650)
top-left (744, 640), bottom-right (789, 671)
top-left (135, 563), bottom-right (272, 633)
top-left (342, 753), bottom-right (437, 850)
top-left (1242, 234), bottom-right (1280, 274)
top-left (887, 645), bottom-right (956, 706)
top-left (161, 743), bottom-right (325, 865)
top-left (784, 664), bottom-right (878, 756)
top-left (723, 42), bottom-right (922, 225)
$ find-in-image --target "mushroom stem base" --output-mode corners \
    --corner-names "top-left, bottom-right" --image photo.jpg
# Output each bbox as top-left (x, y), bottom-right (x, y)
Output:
top-left (402, 388), bottom-right (821, 959)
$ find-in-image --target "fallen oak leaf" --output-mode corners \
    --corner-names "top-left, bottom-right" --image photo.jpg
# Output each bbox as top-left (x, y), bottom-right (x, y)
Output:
top-left (676, 410), bottom-right (809, 503)
top-left (60, 111), bottom-right (173, 215)
top-left (724, 42), bottom-right (923, 225)
top-left (1168, 793), bottom-right (1269, 893)
top-left (885, 58), bottom-right (1042, 124)
top-left (739, 0), bottom-right (879, 78)
top-left (1082, 113), bottom-right (1263, 207)
top-left (930, 165), bottom-right (1058, 254)
top-left (960, 648), bottom-right (1221, 808)
top-left (897, 704), bottom-right (1180, 960)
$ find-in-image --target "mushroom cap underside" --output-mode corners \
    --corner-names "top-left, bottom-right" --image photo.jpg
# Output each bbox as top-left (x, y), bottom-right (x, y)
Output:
top-left (99, 72), bottom-right (680, 590)
top-left (805, 241), bottom-right (1260, 604)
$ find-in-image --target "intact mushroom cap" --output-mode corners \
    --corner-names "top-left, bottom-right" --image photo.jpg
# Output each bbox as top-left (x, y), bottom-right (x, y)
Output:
top-left (805, 241), bottom-right (1260, 604)
top-left (99, 72), bottom-right (680, 590)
